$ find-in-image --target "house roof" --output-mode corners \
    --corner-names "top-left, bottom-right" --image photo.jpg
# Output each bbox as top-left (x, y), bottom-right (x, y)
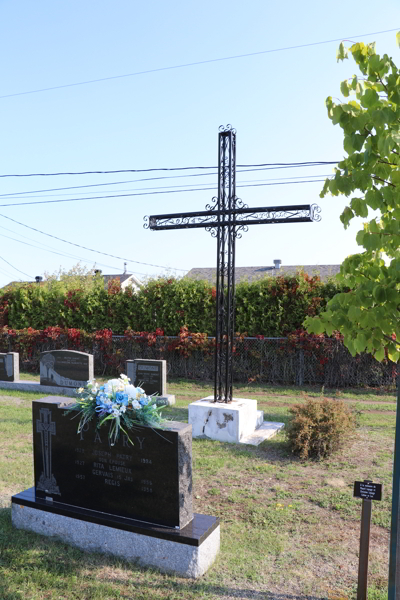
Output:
top-left (2, 273), bottom-right (144, 290)
top-left (185, 264), bottom-right (341, 283)
top-left (102, 273), bottom-right (143, 288)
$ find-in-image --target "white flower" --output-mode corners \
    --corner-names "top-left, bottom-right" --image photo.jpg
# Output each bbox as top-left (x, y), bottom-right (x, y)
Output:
top-left (77, 387), bottom-right (84, 393)
top-left (125, 384), bottom-right (138, 399)
top-left (131, 400), bottom-right (141, 409)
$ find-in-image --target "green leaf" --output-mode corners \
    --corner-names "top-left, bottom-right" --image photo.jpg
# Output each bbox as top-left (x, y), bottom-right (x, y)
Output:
top-left (356, 230), bottom-right (365, 246)
top-left (350, 197), bottom-right (368, 217)
top-left (390, 170), bottom-right (400, 185)
top-left (337, 42), bottom-right (348, 62)
top-left (396, 31), bottom-right (400, 48)
top-left (355, 332), bottom-right (367, 353)
top-left (371, 109), bottom-right (386, 128)
top-left (361, 89), bottom-right (379, 109)
top-left (348, 305), bottom-right (362, 321)
top-left (374, 347), bottom-right (385, 362)
top-left (373, 285), bottom-right (387, 303)
top-left (365, 189), bottom-right (382, 210)
top-left (340, 206), bottom-right (354, 228)
top-left (388, 349), bottom-right (400, 363)
top-left (340, 81), bottom-right (350, 97)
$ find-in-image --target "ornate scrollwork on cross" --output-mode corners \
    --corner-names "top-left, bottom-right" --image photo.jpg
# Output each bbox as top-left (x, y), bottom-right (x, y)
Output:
top-left (219, 124), bottom-right (237, 134)
top-left (310, 204), bottom-right (322, 222)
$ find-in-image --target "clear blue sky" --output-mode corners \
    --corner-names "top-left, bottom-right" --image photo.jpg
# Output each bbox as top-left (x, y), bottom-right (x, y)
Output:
top-left (0, 0), bottom-right (399, 286)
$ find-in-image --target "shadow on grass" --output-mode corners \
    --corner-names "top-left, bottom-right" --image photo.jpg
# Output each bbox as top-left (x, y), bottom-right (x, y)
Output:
top-left (0, 507), bottom-right (327, 600)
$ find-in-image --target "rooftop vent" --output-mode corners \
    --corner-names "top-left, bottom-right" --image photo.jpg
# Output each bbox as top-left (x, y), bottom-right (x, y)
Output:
top-left (273, 259), bottom-right (282, 270)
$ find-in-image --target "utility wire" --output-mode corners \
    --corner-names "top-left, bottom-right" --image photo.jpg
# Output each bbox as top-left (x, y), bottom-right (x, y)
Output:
top-left (0, 232), bottom-right (151, 277)
top-left (0, 161), bottom-right (338, 178)
top-left (0, 173), bottom-right (332, 201)
top-left (0, 214), bottom-right (188, 272)
top-left (0, 255), bottom-right (33, 279)
top-left (0, 165), bottom-right (336, 197)
top-left (0, 28), bottom-right (397, 100)
top-left (0, 178), bottom-right (330, 207)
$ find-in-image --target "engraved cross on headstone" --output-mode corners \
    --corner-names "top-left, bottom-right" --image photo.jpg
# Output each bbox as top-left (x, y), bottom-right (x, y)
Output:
top-left (144, 125), bottom-right (321, 403)
top-left (36, 407), bottom-right (60, 495)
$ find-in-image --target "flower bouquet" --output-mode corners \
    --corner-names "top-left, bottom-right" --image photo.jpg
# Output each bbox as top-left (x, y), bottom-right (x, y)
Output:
top-left (66, 374), bottom-right (165, 446)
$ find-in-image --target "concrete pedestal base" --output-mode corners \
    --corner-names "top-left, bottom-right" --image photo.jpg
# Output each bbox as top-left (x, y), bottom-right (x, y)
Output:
top-left (188, 396), bottom-right (284, 445)
top-left (12, 488), bottom-right (219, 579)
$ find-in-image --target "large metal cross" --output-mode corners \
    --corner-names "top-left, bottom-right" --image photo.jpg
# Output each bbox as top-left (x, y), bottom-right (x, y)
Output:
top-left (144, 125), bottom-right (321, 403)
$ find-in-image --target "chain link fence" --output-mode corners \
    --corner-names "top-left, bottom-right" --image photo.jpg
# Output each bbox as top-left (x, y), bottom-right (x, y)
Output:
top-left (3, 333), bottom-right (396, 388)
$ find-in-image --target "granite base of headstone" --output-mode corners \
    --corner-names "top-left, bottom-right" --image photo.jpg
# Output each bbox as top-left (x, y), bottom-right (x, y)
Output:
top-left (40, 350), bottom-right (94, 389)
top-left (126, 359), bottom-right (175, 406)
top-left (188, 396), bottom-right (285, 445)
top-left (0, 352), bottom-right (19, 382)
top-left (12, 397), bottom-right (219, 578)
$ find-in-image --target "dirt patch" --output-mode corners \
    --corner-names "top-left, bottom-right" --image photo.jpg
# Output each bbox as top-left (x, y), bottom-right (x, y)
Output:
top-left (325, 478), bottom-right (347, 488)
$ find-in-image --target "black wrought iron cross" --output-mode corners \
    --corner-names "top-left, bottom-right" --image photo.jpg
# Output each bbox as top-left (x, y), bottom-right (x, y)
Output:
top-left (144, 125), bottom-right (321, 403)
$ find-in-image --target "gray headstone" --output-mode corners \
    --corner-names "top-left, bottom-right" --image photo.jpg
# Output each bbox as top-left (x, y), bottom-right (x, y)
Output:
top-left (0, 352), bottom-right (19, 382)
top-left (40, 350), bottom-right (93, 388)
top-left (126, 359), bottom-right (167, 397)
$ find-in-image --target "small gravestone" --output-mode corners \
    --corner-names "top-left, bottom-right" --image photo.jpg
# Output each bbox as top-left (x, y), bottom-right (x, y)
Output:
top-left (11, 396), bottom-right (219, 577)
top-left (40, 350), bottom-right (93, 388)
top-left (0, 352), bottom-right (19, 382)
top-left (126, 359), bottom-right (174, 406)
top-left (126, 359), bottom-right (166, 396)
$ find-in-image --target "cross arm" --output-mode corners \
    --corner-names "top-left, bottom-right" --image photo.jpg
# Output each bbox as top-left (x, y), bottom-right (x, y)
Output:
top-left (144, 204), bottom-right (321, 231)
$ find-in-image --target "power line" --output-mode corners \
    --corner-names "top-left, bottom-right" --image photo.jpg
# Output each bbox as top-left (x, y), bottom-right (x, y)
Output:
top-left (0, 173), bottom-right (332, 201)
top-left (0, 255), bottom-right (33, 279)
top-left (0, 165), bottom-right (336, 197)
top-left (0, 165), bottom-right (336, 199)
top-left (0, 177), bottom-right (330, 207)
top-left (0, 28), bottom-right (397, 100)
top-left (0, 232), bottom-right (151, 277)
top-left (0, 161), bottom-right (338, 178)
top-left (0, 213), bottom-right (188, 272)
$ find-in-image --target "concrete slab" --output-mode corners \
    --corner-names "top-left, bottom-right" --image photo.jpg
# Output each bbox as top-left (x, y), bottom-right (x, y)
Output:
top-left (188, 395), bottom-right (285, 445)
top-left (12, 501), bottom-right (219, 579)
top-left (240, 421), bottom-right (285, 446)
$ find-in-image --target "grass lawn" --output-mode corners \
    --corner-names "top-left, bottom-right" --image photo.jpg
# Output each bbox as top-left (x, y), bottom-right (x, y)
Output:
top-left (0, 377), bottom-right (396, 600)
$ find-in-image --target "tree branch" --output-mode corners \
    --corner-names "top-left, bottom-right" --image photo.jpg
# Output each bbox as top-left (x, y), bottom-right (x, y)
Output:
top-left (372, 175), bottom-right (396, 187)
top-left (382, 334), bottom-right (400, 347)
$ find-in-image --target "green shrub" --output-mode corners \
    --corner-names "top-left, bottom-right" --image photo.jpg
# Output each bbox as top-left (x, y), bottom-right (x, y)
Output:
top-left (287, 398), bottom-right (356, 459)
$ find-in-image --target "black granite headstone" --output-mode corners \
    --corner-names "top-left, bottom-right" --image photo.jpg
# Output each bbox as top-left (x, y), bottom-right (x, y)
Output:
top-left (126, 359), bottom-right (166, 397)
top-left (40, 350), bottom-right (94, 388)
top-left (32, 397), bottom-right (193, 528)
top-left (0, 352), bottom-right (19, 382)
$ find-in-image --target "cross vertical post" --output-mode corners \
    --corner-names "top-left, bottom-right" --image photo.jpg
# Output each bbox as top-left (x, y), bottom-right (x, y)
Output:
top-left (215, 127), bottom-right (236, 402)
top-left (144, 125), bottom-right (321, 403)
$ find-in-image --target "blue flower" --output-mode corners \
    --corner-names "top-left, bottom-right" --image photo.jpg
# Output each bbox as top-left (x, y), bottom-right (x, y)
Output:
top-left (139, 398), bottom-right (149, 406)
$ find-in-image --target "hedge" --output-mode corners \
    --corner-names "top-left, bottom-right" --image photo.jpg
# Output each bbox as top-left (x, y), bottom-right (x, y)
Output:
top-left (0, 273), bottom-right (346, 336)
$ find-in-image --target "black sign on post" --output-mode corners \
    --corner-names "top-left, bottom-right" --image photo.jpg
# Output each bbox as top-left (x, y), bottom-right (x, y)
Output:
top-left (354, 481), bottom-right (383, 502)
top-left (353, 480), bottom-right (383, 600)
